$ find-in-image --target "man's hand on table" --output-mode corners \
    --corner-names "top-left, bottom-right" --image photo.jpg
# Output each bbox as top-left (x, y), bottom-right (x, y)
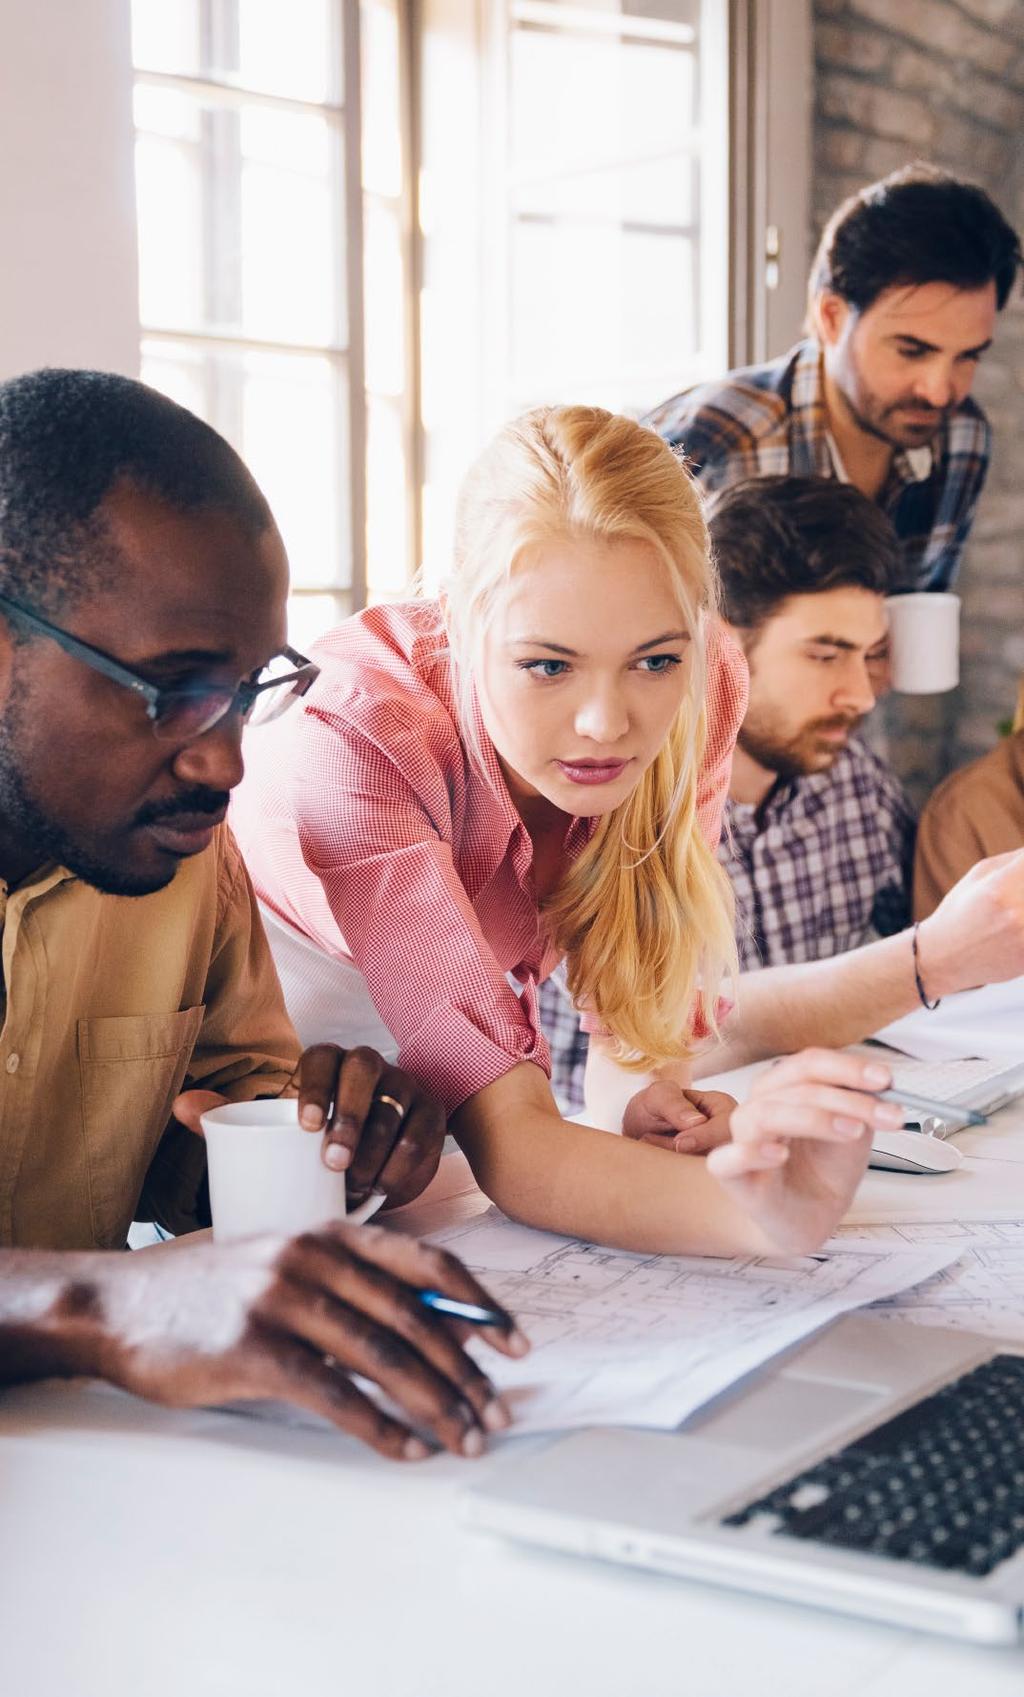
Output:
top-left (622, 1084), bottom-right (736, 1153)
top-left (51, 1225), bottom-right (528, 1460)
top-left (174, 1042), bottom-right (447, 1213)
top-left (623, 1049), bottom-right (905, 1252)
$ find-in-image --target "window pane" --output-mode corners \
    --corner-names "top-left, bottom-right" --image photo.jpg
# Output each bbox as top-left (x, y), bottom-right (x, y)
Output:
top-left (132, 0), bottom-right (342, 103)
top-left (510, 25), bottom-right (697, 184)
top-left (131, 0), bottom-right (201, 80)
top-left (134, 86), bottom-right (344, 346)
top-left (286, 593), bottom-right (350, 651)
top-left (510, 220), bottom-right (697, 405)
top-left (361, 0), bottom-right (402, 200)
top-left (138, 339), bottom-right (208, 417)
top-left (239, 107), bottom-right (343, 345)
top-left (366, 397), bottom-right (410, 598)
top-left (141, 339), bottom-right (348, 593)
top-left (134, 90), bottom-right (204, 330)
top-left (363, 200), bottom-right (405, 398)
top-left (515, 153), bottom-right (695, 229)
top-left (505, 0), bottom-right (715, 413)
top-left (241, 351), bottom-right (348, 590)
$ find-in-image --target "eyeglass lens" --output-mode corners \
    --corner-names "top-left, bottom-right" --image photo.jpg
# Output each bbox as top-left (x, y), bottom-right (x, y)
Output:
top-left (151, 675), bottom-right (303, 741)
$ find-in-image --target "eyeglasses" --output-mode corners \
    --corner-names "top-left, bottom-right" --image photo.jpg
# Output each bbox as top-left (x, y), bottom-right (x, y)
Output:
top-left (0, 591), bottom-right (320, 742)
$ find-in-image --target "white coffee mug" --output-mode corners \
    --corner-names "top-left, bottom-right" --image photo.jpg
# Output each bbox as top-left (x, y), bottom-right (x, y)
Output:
top-left (201, 1097), bottom-right (386, 1242)
top-left (885, 592), bottom-right (960, 694)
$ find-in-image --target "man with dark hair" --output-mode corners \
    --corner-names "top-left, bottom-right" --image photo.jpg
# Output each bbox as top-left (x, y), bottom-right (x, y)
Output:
top-left (710, 476), bottom-right (915, 967)
top-left (0, 368), bottom-right (524, 1460)
top-left (645, 164), bottom-right (1022, 591)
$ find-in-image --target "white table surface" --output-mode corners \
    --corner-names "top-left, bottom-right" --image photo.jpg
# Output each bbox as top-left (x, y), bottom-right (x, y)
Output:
top-left (6, 1125), bottom-right (1024, 1695)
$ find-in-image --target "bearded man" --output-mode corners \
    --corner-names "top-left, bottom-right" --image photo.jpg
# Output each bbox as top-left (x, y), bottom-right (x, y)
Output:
top-left (646, 165), bottom-right (1021, 592)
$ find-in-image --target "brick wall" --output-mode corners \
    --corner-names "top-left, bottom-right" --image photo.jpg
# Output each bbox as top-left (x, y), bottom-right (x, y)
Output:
top-left (813, 0), bottom-right (1024, 805)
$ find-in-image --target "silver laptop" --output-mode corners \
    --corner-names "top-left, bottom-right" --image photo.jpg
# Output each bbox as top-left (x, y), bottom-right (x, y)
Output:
top-left (465, 1316), bottom-right (1024, 1644)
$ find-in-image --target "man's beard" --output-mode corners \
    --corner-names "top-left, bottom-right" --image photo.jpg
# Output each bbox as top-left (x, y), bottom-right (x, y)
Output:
top-left (836, 359), bottom-right (948, 450)
top-left (0, 713), bottom-right (224, 897)
top-left (739, 712), bottom-right (862, 785)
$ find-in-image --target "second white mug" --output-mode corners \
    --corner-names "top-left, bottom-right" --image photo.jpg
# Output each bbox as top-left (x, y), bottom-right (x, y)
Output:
top-left (885, 591), bottom-right (960, 694)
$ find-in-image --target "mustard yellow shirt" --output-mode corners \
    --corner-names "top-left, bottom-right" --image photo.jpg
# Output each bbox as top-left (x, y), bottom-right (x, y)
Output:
top-left (0, 825), bottom-right (300, 1250)
top-left (914, 734), bottom-right (1024, 920)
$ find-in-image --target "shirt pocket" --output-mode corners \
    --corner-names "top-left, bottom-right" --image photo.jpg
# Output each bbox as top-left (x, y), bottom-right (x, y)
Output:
top-left (77, 1006), bottom-right (206, 1248)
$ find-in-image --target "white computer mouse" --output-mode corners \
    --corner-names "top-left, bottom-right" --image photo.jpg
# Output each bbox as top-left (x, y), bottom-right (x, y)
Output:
top-left (868, 1130), bottom-right (964, 1175)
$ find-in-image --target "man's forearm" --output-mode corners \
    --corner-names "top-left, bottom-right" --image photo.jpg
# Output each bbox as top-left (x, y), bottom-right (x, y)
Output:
top-left (0, 1252), bottom-right (103, 1386)
top-left (695, 928), bottom-right (921, 1076)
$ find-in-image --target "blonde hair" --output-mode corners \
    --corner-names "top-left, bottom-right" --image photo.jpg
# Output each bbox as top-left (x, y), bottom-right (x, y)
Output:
top-left (446, 405), bottom-right (737, 1073)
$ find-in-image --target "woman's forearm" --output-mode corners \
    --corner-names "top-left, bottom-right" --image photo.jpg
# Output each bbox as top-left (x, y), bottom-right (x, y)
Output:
top-left (452, 1064), bottom-right (770, 1257)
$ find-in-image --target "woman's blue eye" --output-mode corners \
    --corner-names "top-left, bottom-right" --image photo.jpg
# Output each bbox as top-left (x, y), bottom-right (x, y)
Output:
top-left (520, 659), bottom-right (569, 679)
top-left (637, 653), bottom-right (681, 674)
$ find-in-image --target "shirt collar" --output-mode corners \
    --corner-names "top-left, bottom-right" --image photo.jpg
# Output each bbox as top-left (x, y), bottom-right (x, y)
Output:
top-left (892, 442), bottom-right (934, 485)
top-left (728, 758), bottom-right (843, 831)
top-left (0, 862), bottom-right (73, 924)
top-left (788, 342), bottom-right (835, 478)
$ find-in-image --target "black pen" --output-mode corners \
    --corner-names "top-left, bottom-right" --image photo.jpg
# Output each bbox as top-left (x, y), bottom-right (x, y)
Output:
top-left (418, 1290), bottom-right (506, 1326)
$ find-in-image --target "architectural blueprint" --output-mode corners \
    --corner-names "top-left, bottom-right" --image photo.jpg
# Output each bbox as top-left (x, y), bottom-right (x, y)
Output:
top-left (839, 1218), bottom-right (1024, 1345)
top-left (430, 1209), bottom-right (958, 1435)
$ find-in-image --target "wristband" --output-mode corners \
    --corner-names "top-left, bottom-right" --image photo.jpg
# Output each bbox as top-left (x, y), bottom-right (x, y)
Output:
top-left (912, 922), bottom-right (941, 1011)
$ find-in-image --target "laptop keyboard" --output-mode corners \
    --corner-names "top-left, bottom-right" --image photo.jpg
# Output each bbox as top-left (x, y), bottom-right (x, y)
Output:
top-left (722, 1355), bottom-right (1024, 1579)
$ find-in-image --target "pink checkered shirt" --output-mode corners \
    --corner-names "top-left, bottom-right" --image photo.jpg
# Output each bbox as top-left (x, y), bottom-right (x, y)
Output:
top-left (232, 599), bottom-right (747, 1115)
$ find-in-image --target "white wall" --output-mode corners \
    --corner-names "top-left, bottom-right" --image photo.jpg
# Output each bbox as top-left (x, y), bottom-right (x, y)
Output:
top-left (0, 0), bottom-right (140, 380)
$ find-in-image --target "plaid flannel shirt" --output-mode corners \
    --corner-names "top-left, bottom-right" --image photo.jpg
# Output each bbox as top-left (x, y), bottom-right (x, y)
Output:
top-left (724, 738), bottom-right (916, 971)
top-left (540, 737), bottom-right (915, 1109)
top-left (644, 340), bottom-right (991, 591)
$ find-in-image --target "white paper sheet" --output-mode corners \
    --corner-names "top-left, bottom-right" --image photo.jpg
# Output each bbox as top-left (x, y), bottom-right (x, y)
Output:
top-left (430, 1209), bottom-right (960, 1435)
top-left (839, 1217), bottom-right (1024, 1345)
top-left (873, 978), bottom-right (1024, 1063)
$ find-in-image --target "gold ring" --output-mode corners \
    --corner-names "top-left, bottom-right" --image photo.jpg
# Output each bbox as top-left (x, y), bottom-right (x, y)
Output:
top-left (374, 1092), bottom-right (405, 1118)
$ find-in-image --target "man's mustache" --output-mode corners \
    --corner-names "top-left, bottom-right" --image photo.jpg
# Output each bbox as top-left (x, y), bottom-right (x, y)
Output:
top-left (887, 400), bottom-right (947, 423)
top-left (134, 789), bottom-right (230, 827)
top-left (807, 716), bottom-right (862, 734)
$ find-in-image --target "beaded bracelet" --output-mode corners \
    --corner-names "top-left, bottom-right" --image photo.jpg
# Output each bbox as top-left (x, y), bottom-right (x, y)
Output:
top-left (912, 921), bottom-right (941, 1011)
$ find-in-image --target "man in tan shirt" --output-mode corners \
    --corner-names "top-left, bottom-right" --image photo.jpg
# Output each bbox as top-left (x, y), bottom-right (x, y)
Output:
top-left (914, 723), bottom-right (1024, 919)
top-left (0, 369), bottom-right (525, 1462)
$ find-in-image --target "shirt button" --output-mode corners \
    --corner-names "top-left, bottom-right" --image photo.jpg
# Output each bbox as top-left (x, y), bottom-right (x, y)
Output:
top-left (5, 1053), bottom-right (19, 1074)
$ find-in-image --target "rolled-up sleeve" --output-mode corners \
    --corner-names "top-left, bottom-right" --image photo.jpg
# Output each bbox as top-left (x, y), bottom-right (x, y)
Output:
top-left (295, 698), bottom-right (550, 1115)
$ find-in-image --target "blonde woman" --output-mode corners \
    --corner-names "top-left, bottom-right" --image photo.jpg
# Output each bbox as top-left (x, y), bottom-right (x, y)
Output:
top-left (232, 407), bottom-right (902, 1256)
